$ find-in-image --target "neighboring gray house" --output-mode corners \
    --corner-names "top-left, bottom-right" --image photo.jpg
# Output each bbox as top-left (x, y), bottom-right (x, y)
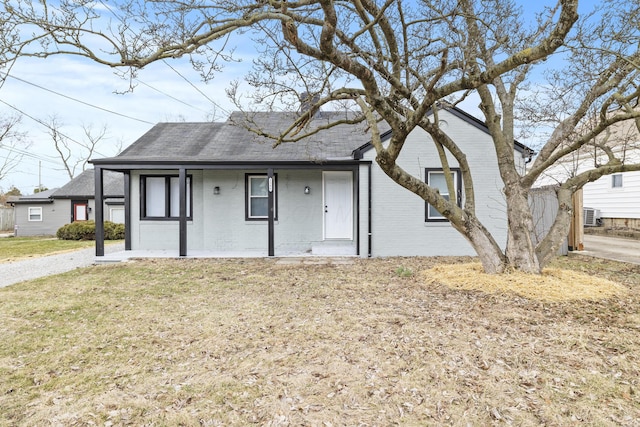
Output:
top-left (9, 170), bottom-right (124, 236)
top-left (91, 106), bottom-right (530, 258)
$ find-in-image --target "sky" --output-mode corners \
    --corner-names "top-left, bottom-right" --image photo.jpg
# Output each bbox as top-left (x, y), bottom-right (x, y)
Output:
top-left (0, 0), bottom-right (601, 194)
top-left (0, 53), bottom-right (249, 193)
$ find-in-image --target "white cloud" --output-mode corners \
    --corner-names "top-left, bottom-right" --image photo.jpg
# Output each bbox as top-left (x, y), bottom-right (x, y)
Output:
top-left (0, 54), bottom-right (244, 192)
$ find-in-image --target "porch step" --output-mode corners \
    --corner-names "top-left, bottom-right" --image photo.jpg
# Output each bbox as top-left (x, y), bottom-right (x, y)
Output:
top-left (311, 240), bottom-right (356, 256)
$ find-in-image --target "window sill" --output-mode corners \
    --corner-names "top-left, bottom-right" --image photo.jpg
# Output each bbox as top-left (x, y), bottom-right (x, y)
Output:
top-left (140, 218), bottom-right (194, 222)
top-left (424, 221), bottom-right (451, 227)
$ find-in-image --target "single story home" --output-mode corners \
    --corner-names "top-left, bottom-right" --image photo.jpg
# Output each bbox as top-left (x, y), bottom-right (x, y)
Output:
top-left (9, 169), bottom-right (124, 236)
top-left (91, 106), bottom-right (530, 258)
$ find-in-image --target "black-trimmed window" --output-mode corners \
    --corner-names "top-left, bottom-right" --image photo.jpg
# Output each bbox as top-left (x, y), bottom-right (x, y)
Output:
top-left (141, 175), bottom-right (192, 220)
top-left (425, 168), bottom-right (461, 222)
top-left (245, 174), bottom-right (277, 220)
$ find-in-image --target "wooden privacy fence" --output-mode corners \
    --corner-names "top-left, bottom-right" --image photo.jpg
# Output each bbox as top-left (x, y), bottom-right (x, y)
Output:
top-left (529, 186), bottom-right (584, 256)
top-left (0, 206), bottom-right (14, 231)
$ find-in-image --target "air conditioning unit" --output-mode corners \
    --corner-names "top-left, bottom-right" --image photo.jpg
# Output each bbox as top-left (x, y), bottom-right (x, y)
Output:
top-left (583, 207), bottom-right (601, 227)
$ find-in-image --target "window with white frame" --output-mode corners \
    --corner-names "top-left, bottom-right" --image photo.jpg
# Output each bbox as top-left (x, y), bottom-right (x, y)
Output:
top-left (28, 207), bottom-right (42, 222)
top-left (141, 175), bottom-right (192, 219)
top-left (612, 174), bottom-right (623, 188)
top-left (246, 174), bottom-right (277, 220)
top-left (425, 168), bottom-right (461, 222)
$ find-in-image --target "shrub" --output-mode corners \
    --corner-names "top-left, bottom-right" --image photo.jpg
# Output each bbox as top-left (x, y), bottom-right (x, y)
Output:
top-left (56, 221), bottom-right (124, 241)
top-left (104, 221), bottom-right (125, 240)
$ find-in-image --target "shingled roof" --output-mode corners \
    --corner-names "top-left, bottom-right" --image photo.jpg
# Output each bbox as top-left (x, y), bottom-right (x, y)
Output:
top-left (7, 188), bottom-right (58, 205)
top-left (52, 169), bottom-right (124, 199)
top-left (109, 111), bottom-right (377, 163)
top-left (94, 107), bottom-right (530, 167)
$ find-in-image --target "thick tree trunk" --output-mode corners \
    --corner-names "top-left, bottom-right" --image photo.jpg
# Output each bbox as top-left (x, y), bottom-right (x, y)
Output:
top-left (453, 216), bottom-right (508, 274)
top-left (504, 186), bottom-right (542, 274)
top-left (461, 184), bottom-right (542, 275)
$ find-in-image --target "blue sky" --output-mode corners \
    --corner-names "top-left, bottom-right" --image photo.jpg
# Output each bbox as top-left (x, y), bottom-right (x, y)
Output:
top-left (1, 53), bottom-right (247, 192)
top-left (0, 0), bottom-right (602, 193)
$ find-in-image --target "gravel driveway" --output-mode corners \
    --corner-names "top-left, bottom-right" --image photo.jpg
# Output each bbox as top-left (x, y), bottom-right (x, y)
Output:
top-left (0, 243), bottom-right (125, 288)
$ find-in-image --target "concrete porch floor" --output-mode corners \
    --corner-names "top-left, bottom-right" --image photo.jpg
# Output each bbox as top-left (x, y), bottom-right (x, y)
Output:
top-left (95, 249), bottom-right (357, 265)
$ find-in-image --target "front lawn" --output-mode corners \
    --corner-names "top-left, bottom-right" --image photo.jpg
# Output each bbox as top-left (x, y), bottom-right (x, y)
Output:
top-left (0, 255), bottom-right (638, 425)
top-left (0, 236), bottom-right (95, 262)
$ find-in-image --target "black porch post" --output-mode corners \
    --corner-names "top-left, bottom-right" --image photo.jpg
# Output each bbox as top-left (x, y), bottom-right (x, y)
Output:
top-left (95, 167), bottom-right (105, 257)
top-left (179, 168), bottom-right (187, 257)
top-left (267, 167), bottom-right (275, 256)
top-left (354, 166), bottom-right (360, 256)
top-left (124, 171), bottom-right (131, 251)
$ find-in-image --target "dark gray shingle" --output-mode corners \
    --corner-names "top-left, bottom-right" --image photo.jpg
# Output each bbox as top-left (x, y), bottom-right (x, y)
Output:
top-left (113, 111), bottom-right (378, 163)
top-left (52, 170), bottom-right (124, 198)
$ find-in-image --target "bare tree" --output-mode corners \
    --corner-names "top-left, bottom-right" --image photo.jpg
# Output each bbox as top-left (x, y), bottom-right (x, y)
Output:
top-left (0, 113), bottom-right (28, 183)
top-left (46, 117), bottom-right (109, 180)
top-left (2, 0), bottom-right (639, 273)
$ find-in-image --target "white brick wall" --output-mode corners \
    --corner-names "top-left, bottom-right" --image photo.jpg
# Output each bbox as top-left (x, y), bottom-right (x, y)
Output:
top-left (362, 109), bottom-right (510, 257)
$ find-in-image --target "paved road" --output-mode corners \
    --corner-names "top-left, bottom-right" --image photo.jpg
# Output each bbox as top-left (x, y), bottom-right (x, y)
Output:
top-left (580, 235), bottom-right (640, 266)
top-left (0, 243), bottom-right (124, 288)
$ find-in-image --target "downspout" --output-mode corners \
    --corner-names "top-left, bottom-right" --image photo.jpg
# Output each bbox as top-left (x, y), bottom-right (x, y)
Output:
top-left (267, 168), bottom-right (275, 256)
top-left (355, 165), bottom-right (360, 256)
top-left (179, 167), bottom-right (187, 257)
top-left (368, 162), bottom-right (372, 257)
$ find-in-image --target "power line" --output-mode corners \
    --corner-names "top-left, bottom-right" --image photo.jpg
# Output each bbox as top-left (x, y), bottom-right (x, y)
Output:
top-left (0, 99), bottom-right (111, 158)
top-left (96, 0), bottom-right (222, 119)
top-left (2, 72), bottom-right (155, 125)
top-left (135, 79), bottom-right (211, 114)
top-left (0, 144), bottom-right (59, 165)
top-left (162, 59), bottom-right (231, 117)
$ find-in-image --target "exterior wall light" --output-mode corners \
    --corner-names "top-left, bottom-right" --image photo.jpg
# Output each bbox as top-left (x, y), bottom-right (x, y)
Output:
top-left (214, 186), bottom-right (220, 195)
top-left (304, 186), bottom-right (310, 195)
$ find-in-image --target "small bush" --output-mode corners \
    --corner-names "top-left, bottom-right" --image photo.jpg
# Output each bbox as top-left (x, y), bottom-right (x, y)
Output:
top-left (56, 221), bottom-right (124, 241)
top-left (104, 221), bottom-right (125, 240)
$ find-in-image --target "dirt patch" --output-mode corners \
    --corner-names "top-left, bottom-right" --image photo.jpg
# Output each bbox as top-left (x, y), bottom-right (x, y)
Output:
top-left (425, 262), bottom-right (628, 301)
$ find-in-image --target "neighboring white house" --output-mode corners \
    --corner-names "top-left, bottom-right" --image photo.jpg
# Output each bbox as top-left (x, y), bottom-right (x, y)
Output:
top-left (90, 106), bottom-right (530, 258)
top-left (536, 116), bottom-right (640, 230)
top-left (582, 170), bottom-right (640, 229)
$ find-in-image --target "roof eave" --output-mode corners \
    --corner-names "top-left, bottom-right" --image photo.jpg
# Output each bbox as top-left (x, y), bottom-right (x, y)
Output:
top-left (91, 158), bottom-right (361, 168)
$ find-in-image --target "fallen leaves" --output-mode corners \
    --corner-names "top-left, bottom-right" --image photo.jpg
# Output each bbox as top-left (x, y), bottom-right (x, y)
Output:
top-left (0, 256), bottom-right (638, 425)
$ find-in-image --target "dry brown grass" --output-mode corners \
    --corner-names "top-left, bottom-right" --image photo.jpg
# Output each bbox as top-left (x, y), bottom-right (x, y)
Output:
top-left (0, 254), bottom-right (639, 426)
top-left (425, 262), bottom-right (629, 301)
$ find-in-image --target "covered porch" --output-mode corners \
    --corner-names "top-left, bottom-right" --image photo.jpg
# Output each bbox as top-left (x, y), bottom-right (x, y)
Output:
top-left (92, 161), bottom-right (368, 259)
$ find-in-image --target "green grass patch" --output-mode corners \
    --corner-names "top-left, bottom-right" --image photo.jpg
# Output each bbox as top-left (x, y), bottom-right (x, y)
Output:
top-left (0, 236), bottom-right (96, 262)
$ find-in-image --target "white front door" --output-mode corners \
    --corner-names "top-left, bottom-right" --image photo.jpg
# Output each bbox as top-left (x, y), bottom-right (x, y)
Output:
top-left (323, 171), bottom-right (353, 239)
